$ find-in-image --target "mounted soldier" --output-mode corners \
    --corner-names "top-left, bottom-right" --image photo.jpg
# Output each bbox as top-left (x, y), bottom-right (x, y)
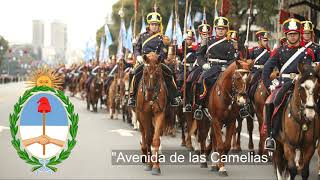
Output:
top-left (127, 11), bottom-right (181, 107)
top-left (85, 60), bottom-right (101, 92)
top-left (301, 20), bottom-right (320, 61)
top-left (183, 22), bottom-right (211, 113)
top-left (263, 18), bottom-right (315, 151)
top-left (228, 30), bottom-right (243, 60)
top-left (248, 30), bottom-right (271, 100)
top-left (176, 29), bottom-right (198, 110)
top-left (194, 16), bottom-right (237, 120)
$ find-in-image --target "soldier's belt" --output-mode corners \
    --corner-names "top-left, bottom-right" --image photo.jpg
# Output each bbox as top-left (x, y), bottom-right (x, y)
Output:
top-left (253, 65), bottom-right (264, 69)
top-left (208, 59), bottom-right (228, 63)
top-left (281, 73), bottom-right (298, 79)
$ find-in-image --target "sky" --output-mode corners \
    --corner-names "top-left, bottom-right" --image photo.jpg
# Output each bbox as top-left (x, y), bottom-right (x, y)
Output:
top-left (0, 0), bottom-right (118, 50)
top-left (20, 93), bottom-right (68, 126)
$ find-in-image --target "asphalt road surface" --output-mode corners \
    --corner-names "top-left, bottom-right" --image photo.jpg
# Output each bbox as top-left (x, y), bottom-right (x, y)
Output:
top-left (0, 82), bottom-right (319, 179)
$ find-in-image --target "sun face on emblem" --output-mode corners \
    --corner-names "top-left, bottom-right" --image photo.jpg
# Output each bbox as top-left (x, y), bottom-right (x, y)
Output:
top-left (27, 67), bottom-right (62, 89)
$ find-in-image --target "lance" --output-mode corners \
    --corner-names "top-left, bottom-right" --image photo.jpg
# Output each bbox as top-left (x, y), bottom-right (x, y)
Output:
top-left (133, 0), bottom-right (139, 40)
top-left (182, 0), bottom-right (189, 110)
top-left (244, 0), bottom-right (253, 59)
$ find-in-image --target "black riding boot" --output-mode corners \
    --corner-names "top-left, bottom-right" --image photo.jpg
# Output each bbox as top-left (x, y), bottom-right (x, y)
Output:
top-left (264, 103), bottom-right (276, 151)
top-left (194, 82), bottom-right (203, 120)
top-left (164, 75), bottom-right (181, 107)
top-left (127, 73), bottom-right (136, 107)
top-left (184, 82), bottom-right (192, 112)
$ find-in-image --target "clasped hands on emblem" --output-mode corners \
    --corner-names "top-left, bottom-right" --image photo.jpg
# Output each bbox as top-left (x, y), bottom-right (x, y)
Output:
top-left (22, 135), bottom-right (64, 147)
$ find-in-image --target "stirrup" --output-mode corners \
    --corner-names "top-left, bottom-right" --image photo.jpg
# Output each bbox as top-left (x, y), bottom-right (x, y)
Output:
top-left (194, 106), bottom-right (203, 120)
top-left (264, 137), bottom-right (276, 151)
top-left (128, 98), bottom-right (136, 107)
top-left (170, 97), bottom-right (181, 107)
top-left (184, 104), bottom-right (192, 112)
top-left (239, 103), bottom-right (250, 119)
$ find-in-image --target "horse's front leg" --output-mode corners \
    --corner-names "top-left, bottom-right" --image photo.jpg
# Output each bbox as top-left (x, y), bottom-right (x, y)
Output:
top-left (210, 117), bottom-right (227, 176)
top-left (284, 143), bottom-right (298, 180)
top-left (151, 112), bottom-right (165, 175)
top-left (246, 115), bottom-right (254, 152)
top-left (225, 118), bottom-right (237, 154)
top-left (301, 145), bottom-right (315, 180)
top-left (235, 117), bottom-right (242, 152)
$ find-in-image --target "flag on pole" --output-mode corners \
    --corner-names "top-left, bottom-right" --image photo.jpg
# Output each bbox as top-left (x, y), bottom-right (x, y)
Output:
top-left (165, 10), bottom-right (173, 39)
top-left (99, 36), bottom-right (105, 61)
top-left (186, 6), bottom-right (197, 41)
top-left (103, 24), bottom-right (113, 61)
top-left (83, 41), bottom-right (91, 62)
top-left (117, 18), bottom-right (127, 59)
top-left (140, 15), bottom-right (146, 34)
top-left (126, 20), bottom-right (133, 53)
top-left (104, 24), bottom-right (113, 47)
top-left (175, 17), bottom-right (183, 47)
top-left (212, 0), bottom-right (219, 37)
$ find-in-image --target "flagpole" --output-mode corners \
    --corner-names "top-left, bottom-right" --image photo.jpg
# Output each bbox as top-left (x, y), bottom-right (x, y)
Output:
top-left (182, 0), bottom-right (189, 110)
top-left (133, 0), bottom-right (139, 40)
top-left (244, 0), bottom-right (253, 59)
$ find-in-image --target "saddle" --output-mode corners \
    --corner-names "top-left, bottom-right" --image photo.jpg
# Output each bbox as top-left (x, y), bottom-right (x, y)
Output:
top-left (270, 87), bottom-right (292, 137)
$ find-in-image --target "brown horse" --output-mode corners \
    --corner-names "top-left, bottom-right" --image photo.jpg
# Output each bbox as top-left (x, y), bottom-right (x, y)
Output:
top-left (108, 61), bottom-right (126, 119)
top-left (78, 66), bottom-right (89, 100)
top-left (272, 63), bottom-right (320, 180)
top-left (86, 69), bottom-right (103, 112)
top-left (136, 52), bottom-right (166, 175)
top-left (232, 69), bottom-right (279, 155)
top-left (207, 60), bottom-right (253, 176)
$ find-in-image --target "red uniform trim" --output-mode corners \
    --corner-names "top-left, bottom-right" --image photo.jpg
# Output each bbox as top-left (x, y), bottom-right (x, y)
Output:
top-left (306, 47), bottom-right (315, 61)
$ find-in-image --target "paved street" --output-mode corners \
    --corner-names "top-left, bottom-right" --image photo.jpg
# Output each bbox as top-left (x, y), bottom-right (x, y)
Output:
top-left (0, 82), bottom-right (319, 179)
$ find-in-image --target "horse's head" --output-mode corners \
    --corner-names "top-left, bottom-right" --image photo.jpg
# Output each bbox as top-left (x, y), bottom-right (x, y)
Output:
top-left (232, 60), bottom-right (253, 105)
top-left (295, 62), bottom-right (320, 121)
top-left (143, 52), bottom-right (162, 101)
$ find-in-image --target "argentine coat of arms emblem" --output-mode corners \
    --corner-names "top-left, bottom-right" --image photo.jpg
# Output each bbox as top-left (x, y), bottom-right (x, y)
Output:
top-left (9, 67), bottom-right (79, 173)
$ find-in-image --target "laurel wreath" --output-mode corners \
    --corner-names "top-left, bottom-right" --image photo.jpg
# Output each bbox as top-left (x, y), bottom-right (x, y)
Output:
top-left (9, 86), bottom-right (78, 172)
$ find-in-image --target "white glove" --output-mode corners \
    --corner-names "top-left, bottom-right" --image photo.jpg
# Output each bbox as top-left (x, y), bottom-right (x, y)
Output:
top-left (202, 63), bottom-right (210, 70)
top-left (269, 84), bottom-right (276, 91)
top-left (269, 79), bottom-right (279, 91)
top-left (271, 79), bottom-right (279, 87)
top-left (137, 56), bottom-right (144, 64)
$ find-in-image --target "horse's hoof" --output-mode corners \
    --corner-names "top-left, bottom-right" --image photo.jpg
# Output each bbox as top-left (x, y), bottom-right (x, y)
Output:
top-left (231, 148), bottom-right (242, 153)
top-left (194, 150), bottom-right (200, 155)
top-left (200, 162), bottom-right (208, 168)
top-left (218, 170), bottom-right (228, 176)
top-left (210, 166), bottom-right (219, 172)
top-left (144, 164), bottom-right (152, 171)
top-left (181, 142), bottom-right (186, 147)
top-left (187, 147), bottom-right (194, 152)
top-left (151, 168), bottom-right (161, 175)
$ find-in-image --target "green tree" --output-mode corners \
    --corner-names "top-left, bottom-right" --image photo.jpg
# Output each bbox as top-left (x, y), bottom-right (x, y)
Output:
top-left (0, 35), bottom-right (9, 67)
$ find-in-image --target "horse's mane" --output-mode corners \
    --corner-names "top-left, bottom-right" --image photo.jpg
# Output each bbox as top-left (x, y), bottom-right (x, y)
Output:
top-left (297, 64), bottom-right (316, 85)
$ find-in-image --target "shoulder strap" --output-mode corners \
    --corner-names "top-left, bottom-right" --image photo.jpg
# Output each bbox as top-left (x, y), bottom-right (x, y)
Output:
top-left (206, 37), bottom-right (227, 54)
top-left (279, 42), bottom-right (312, 74)
top-left (142, 32), bottom-right (161, 50)
top-left (253, 49), bottom-right (268, 64)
